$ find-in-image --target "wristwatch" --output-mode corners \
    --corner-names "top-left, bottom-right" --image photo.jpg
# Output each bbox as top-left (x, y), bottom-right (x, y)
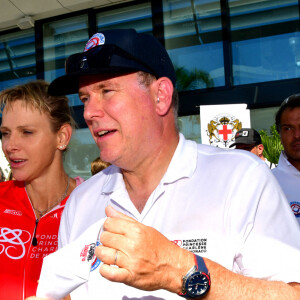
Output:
top-left (179, 254), bottom-right (211, 298)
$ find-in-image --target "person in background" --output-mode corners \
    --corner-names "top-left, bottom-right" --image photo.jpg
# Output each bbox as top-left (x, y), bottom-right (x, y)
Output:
top-left (7, 170), bottom-right (15, 180)
top-left (272, 94), bottom-right (300, 226)
top-left (229, 128), bottom-right (266, 160)
top-left (74, 175), bottom-right (85, 185)
top-left (0, 167), bottom-right (5, 182)
top-left (90, 156), bottom-right (111, 175)
top-left (34, 29), bottom-right (300, 299)
top-left (0, 80), bottom-right (78, 299)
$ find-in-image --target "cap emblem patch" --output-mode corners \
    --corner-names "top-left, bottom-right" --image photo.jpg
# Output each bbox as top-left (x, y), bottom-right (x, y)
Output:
top-left (80, 57), bottom-right (88, 70)
top-left (242, 131), bottom-right (249, 136)
top-left (84, 33), bottom-right (105, 52)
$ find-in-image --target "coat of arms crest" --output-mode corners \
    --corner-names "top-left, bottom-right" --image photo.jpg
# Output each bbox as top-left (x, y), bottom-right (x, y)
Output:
top-left (207, 113), bottom-right (242, 147)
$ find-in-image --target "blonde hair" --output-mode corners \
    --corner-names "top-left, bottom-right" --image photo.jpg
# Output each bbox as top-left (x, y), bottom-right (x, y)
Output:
top-left (91, 157), bottom-right (111, 175)
top-left (0, 80), bottom-right (75, 133)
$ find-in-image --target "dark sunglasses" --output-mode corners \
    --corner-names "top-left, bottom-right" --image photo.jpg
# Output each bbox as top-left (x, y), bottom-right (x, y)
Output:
top-left (65, 44), bottom-right (156, 76)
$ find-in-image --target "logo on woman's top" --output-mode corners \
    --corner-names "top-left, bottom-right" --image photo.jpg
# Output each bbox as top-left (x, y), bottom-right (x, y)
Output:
top-left (0, 227), bottom-right (31, 259)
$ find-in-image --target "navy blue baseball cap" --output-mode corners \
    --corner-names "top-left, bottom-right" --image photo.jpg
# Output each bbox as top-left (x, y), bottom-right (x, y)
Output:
top-left (48, 29), bottom-right (176, 96)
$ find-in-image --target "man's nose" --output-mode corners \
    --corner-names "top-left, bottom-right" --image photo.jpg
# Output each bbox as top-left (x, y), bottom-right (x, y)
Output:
top-left (294, 127), bottom-right (300, 138)
top-left (83, 96), bottom-right (105, 121)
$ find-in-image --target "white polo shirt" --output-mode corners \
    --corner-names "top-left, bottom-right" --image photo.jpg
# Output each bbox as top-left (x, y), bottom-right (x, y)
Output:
top-left (58, 134), bottom-right (300, 299)
top-left (272, 151), bottom-right (300, 226)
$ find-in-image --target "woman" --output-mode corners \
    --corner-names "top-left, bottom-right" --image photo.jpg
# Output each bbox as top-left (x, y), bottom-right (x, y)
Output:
top-left (0, 80), bottom-right (78, 299)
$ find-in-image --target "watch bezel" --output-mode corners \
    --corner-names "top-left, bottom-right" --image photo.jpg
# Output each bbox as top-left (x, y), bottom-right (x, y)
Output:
top-left (184, 270), bottom-right (210, 298)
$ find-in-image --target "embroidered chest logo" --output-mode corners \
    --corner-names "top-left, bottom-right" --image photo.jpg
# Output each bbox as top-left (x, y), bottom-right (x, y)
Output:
top-left (80, 243), bottom-right (96, 262)
top-left (80, 241), bottom-right (101, 271)
top-left (291, 202), bottom-right (300, 217)
top-left (172, 238), bottom-right (207, 254)
top-left (0, 227), bottom-right (31, 259)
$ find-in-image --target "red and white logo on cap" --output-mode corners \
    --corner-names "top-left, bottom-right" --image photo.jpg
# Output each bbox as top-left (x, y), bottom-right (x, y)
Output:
top-left (84, 33), bottom-right (105, 52)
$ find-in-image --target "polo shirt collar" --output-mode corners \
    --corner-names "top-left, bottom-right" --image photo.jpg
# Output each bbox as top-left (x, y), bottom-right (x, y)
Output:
top-left (160, 133), bottom-right (197, 184)
top-left (102, 133), bottom-right (197, 192)
top-left (278, 151), bottom-right (300, 175)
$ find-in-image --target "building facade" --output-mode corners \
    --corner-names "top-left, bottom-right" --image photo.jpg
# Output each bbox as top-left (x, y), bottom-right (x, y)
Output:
top-left (0, 0), bottom-right (299, 178)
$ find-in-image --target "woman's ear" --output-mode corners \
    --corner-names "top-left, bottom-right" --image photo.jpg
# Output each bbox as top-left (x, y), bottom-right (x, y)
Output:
top-left (155, 77), bottom-right (174, 116)
top-left (57, 124), bottom-right (73, 151)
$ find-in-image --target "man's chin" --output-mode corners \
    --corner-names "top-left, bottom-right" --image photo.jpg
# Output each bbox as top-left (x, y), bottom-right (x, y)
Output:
top-left (287, 153), bottom-right (300, 163)
top-left (99, 153), bottom-right (116, 165)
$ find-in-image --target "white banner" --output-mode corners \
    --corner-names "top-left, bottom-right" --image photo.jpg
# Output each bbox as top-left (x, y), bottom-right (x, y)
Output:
top-left (200, 104), bottom-right (251, 148)
top-left (0, 140), bottom-right (10, 179)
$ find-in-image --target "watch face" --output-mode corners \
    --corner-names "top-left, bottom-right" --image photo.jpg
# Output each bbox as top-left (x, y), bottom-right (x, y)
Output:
top-left (186, 272), bottom-right (210, 297)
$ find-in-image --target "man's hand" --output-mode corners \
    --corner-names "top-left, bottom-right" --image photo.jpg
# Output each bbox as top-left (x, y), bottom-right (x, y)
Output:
top-left (95, 205), bottom-right (194, 293)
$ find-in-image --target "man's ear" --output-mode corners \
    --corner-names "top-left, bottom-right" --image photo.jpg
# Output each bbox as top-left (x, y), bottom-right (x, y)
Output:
top-left (257, 144), bottom-right (264, 156)
top-left (155, 77), bottom-right (174, 116)
top-left (57, 124), bottom-right (73, 151)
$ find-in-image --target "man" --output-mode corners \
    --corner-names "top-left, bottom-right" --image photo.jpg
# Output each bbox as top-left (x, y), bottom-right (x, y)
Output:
top-left (38, 29), bottom-right (300, 299)
top-left (272, 95), bottom-right (300, 226)
top-left (229, 128), bottom-right (266, 160)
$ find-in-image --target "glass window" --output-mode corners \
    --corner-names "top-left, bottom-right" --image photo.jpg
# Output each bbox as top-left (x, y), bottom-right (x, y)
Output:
top-left (64, 128), bottom-right (100, 180)
top-left (96, 2), bottom-right (152, 33)
top-left (229, 0), bottom-right (300, 85)
top-left (163, 0), bottom-right (224, 91)
top-left (0, 29), bottom-right (36, 90)
top-left (43, 15), bottom-right (89, 106)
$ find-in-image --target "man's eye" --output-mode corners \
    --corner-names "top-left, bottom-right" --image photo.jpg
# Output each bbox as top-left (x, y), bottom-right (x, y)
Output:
top-left (282, 127), bottom-right (292, 131)
top-left (80, 97), bottom-right (88, 103)
top-left (23, 131), bottom-right (33, 134)
top-left (103, 89), bottom-right (113, 94)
